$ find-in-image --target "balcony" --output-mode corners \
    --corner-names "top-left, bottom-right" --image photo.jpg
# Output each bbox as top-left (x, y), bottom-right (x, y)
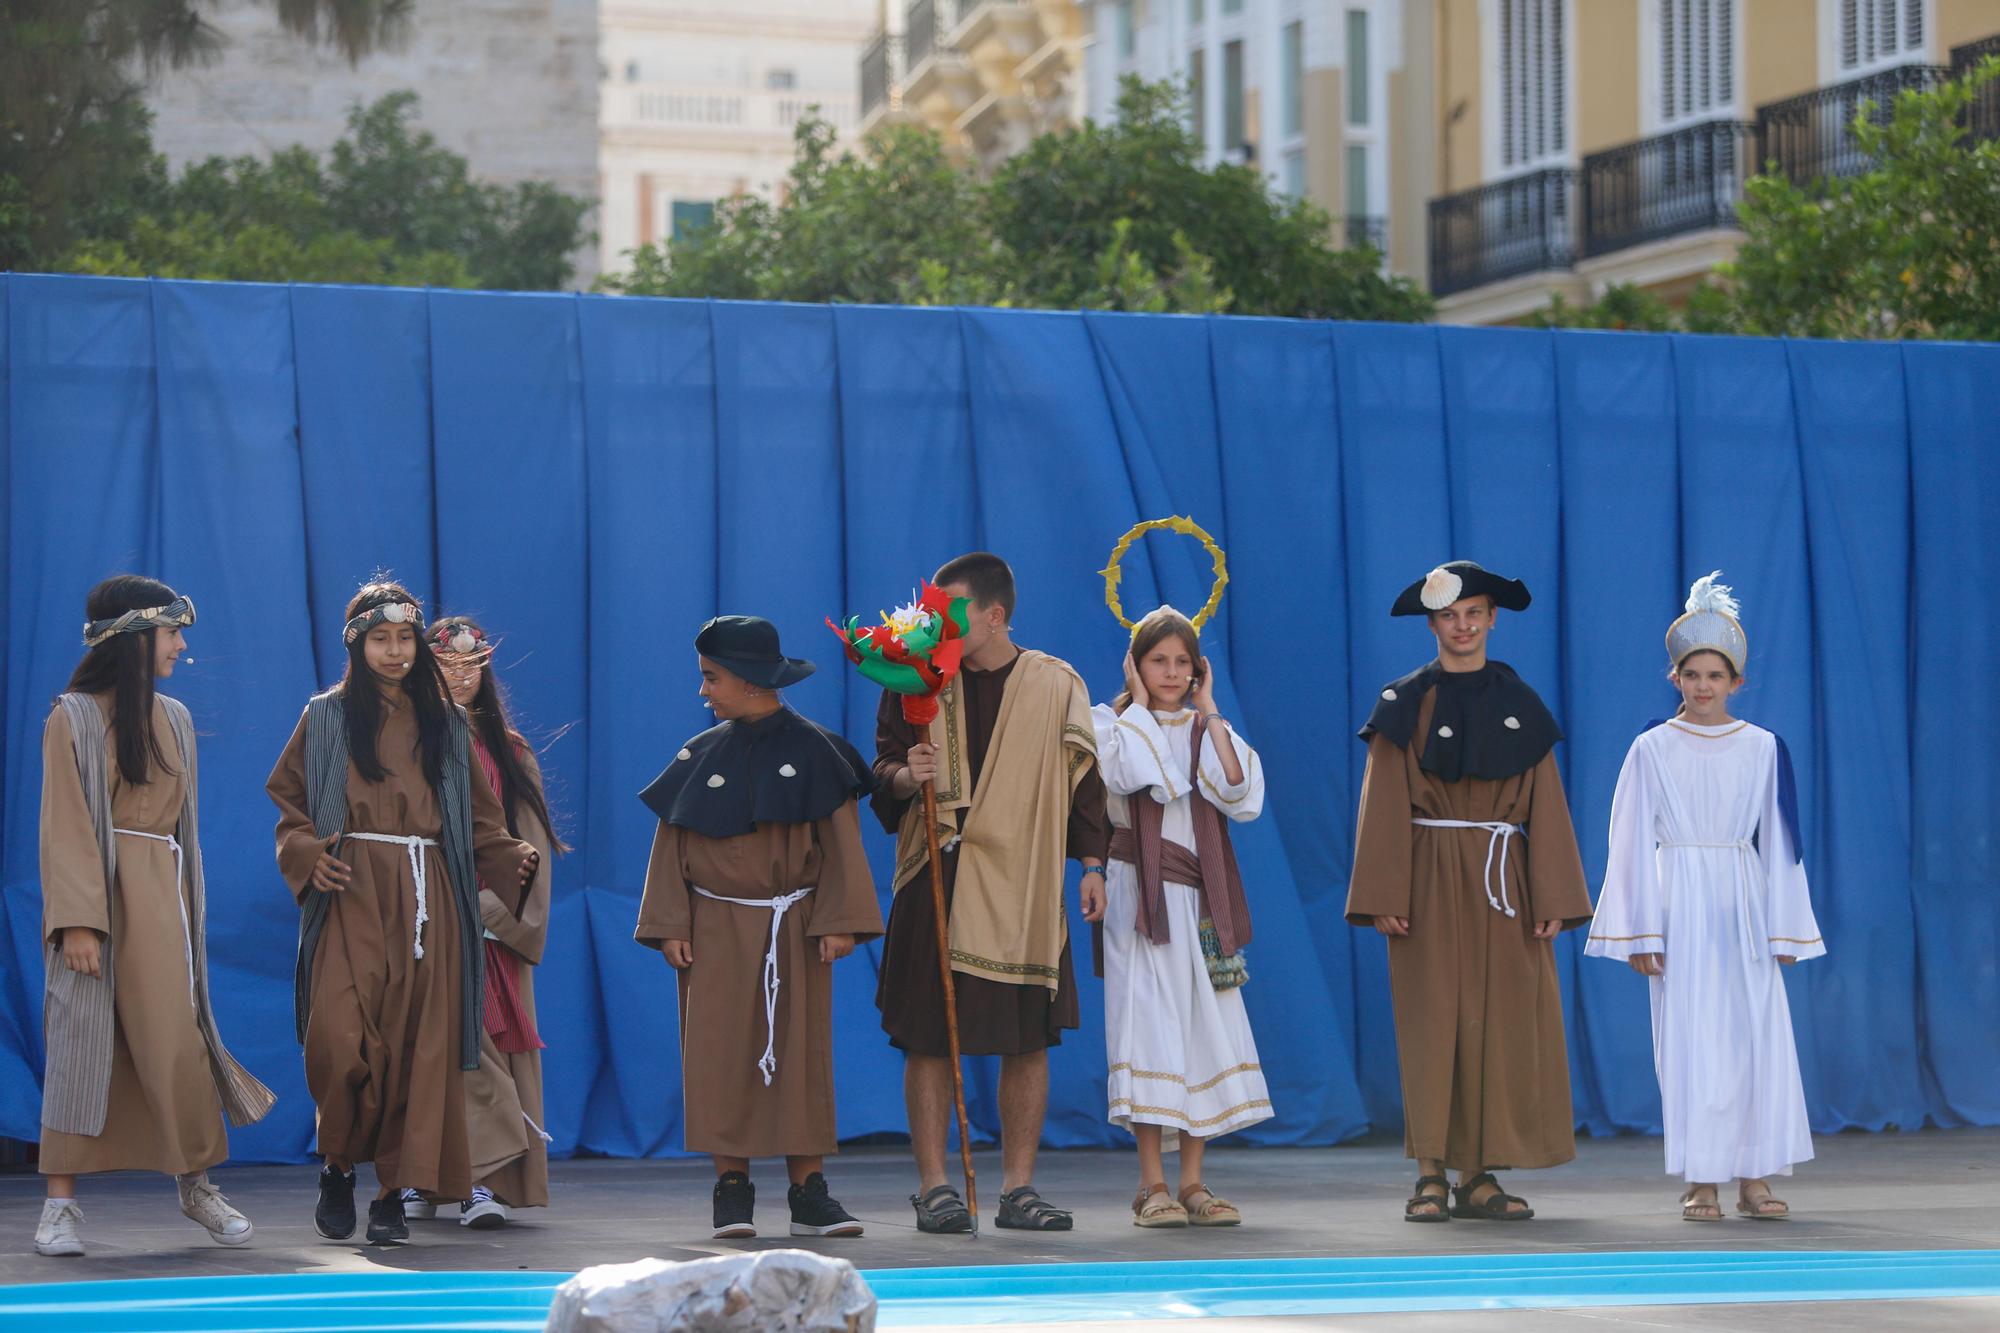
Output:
top-left (1580, 120), bottom-right (1753, 259)
top-left (612, 85), bottom-right (853, 136)
top-left (1428, 169), bottom-right (1576, 298)
top-left (904, 0), bottom-right (980, 130)
top-left (860, 29), bottom-right (905, 130)
top-left (1951, 34), bottom-right (2000, 142)
top-left (1754, 63), bottom-right (1948, 186)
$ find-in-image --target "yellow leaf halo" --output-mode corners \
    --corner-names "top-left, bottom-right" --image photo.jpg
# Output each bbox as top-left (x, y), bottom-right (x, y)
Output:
top-left (1100, 515), bottom-right (1230, 638)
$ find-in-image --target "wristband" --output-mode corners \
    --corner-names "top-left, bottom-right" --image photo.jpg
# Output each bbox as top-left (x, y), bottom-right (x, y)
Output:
top-left (1080, 866), bottom-right (1105, 879)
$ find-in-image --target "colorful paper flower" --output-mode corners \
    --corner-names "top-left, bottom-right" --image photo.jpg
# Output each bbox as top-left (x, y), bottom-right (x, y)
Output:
top-left (827, 582), bottom-right (972, 725)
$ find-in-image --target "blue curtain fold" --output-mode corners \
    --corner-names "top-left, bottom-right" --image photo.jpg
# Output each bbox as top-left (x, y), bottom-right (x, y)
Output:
top-left (3, 275), bottom-right (1994, 1161)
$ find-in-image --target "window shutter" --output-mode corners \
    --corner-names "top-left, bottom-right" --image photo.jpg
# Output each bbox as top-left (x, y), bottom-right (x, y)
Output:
top-left (1841, 0), bottom-right (1859, 69)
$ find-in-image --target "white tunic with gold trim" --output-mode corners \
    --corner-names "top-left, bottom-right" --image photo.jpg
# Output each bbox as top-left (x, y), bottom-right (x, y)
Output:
top-left (1588, 718), bottom-right (1824, 1183)
top-left (1093, 704), bottom-right (1272, 1148)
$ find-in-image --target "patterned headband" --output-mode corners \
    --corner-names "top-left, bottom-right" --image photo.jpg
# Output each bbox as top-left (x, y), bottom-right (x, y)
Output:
top-left (428, 622), bottom-right (490, 658)
top-left (82, 595), bottom-right (196, 648)
top-left (343, 600), bottom-right (425, 645)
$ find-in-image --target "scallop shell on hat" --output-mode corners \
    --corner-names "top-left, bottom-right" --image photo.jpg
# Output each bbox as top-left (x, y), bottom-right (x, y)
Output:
top-left (779, 763), bottom-right (798, 778)
top-left (449, 629), bottom-right (478, 654)
top-left (706, 774), bottom-right (726, 788)
top-left (1420, 567), bottom-right (1464, 611)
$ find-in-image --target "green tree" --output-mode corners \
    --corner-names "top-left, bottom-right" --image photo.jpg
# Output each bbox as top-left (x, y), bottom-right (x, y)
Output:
top-left (1521, 283), bottom-right (1678, 332)
top-left (1533, 58), bottom-right (2000, 339)
top-left (0, 2), bottom-right (412, 270)
top-left (56, 94), bottom-right (591, 289)
top-left (604, 77), bottom-right (1433, 322)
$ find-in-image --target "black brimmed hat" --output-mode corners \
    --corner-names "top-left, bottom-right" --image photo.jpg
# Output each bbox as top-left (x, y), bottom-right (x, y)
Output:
top-left (1391, 560), bottom-right (1532, 617)
top-left (694, 615), bottom-right (816, 688)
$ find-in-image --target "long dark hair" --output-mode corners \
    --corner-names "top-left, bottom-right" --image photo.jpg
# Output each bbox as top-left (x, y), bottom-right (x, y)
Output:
top-left (339, 580), bottom-right (450, 788)
top-left (430, 616), bottom-right (568, 852)
top-left (65, 574), bottom-right (180, 787)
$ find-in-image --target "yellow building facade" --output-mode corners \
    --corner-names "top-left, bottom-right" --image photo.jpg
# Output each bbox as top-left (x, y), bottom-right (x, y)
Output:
top-left (1402, 0), bottom-right (2000, 323)
top-left (859, 1), bottom-right (1088, 171)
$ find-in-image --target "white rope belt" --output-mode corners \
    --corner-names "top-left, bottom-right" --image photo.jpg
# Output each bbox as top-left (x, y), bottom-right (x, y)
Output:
top-left (691, 884), bottom-right (816, 1086)
top-left (346, 833), bottom-right (440, 959)
top-left (1411, 819), bottom-right (1527, 918)
top-left (1659, 839), bottom-right (1765, 961)
top-left (113, 829), bottom-right (193, 1007)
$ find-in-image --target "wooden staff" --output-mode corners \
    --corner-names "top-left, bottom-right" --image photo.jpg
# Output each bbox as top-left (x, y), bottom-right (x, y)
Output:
top-left (920, 777), bottom-right (978, 1234)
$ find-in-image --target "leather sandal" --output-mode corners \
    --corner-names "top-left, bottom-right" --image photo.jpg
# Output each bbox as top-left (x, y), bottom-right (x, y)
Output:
top-left (996, 1185), bottom-right (1074, 1231)
top-left (910, 1184), bottom-right (973, 1234)
top-left (1737, 1183), bottom-right (1790, 1220)
top-left (1449, 1171), bottom-right (1534, 1220)
top-left (1178, 1182), bottom-right (1240, 1227)
top-left (1404, 1173), bottom-right (1451, 1223)
top-left (1680, 1189), bottom-right (1724, 1221)
top-left (1132, 1183), bottom-right (1189, 1228)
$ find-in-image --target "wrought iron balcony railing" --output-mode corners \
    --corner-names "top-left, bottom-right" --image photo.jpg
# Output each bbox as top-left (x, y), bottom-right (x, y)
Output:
top-left (861, 30), bottom-right (904, 120)
top-left (1754, 63), bottom-right (1948, 186)
top-left (907, 0), bottom-right (965, 72)
top-left (1580, 119), bottom-right (1754, 259)
top-left (1427, 169), bottom-right (1576, 298)
top-left (1950, 33), bottom-right (2000, 142)
top-left (1343, 215), bottom-right (1388, 253)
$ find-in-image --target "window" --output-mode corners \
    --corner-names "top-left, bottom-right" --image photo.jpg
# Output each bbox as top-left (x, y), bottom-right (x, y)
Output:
top-left (1497, 0), bottom-right (1568, 170)
top-left (1190, 0), bottom-right (1205, 22)
top-left (1836, 0), bottom-right (1924, 73)
top-left (1345, 144), bottom-right (1370, 215)
top-left (1284, 150), bottom-right (1306, 198)
top-left (1117, 2), bottom-right (1135, 59)
top-left (671, 200), bottom-right (716, 242)
top-left (1282, 22), bottom-right (1304, 137)
top-left (766, 68), bottom-right (797, 91)
top-left (1657, 0), bottom-right (1735, 126)
top-left (1223, 38), bottom-right (1245, 151)
top-left (624, 59), bottom-right (640, 83)
top-left (1222, 0), bottom-right (1244, 15)
top-left (1190, 47), bottom-right (1208, 146)
top-left (1347, 9), bottom-right (1371, 125)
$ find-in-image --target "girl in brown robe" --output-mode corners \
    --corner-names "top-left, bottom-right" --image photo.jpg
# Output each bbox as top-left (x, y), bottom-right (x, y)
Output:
top-left (635, 616), bottom-right (882, 1240)
top-left (268, 581), bottom-right (538, 1246)
top-left (37, 576), bottom-right (274, 1258)
top-left (398, 614), bottom-right (565, 1229)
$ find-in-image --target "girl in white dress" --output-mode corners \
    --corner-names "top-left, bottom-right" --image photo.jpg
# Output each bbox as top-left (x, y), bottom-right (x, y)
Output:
top-left (1093, 607), bottom-right (1271, 1228)
top-left (1587, 574), bottom-right (1824, 1222)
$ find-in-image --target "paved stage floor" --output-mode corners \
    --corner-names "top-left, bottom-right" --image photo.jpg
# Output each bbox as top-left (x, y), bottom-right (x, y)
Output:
top-left (2, 1127), bottom-right (1995, 1328)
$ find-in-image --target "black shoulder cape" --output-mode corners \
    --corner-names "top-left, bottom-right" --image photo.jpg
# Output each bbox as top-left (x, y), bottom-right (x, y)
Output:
top-left (1358, 659), bottom-right (1562, 783)
top-left (638, 706), bottom-right (872, 840)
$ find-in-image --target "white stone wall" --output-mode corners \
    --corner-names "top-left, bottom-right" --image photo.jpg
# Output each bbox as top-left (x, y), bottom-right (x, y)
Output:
top-left (143, 0), bottom-right (601, 287)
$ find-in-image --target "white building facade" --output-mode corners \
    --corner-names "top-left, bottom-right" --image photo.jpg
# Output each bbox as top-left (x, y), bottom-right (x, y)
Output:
top-left (597, 1), bottom-right (879, 278)
top-left (1080, 0), bottom-right (1404, 268)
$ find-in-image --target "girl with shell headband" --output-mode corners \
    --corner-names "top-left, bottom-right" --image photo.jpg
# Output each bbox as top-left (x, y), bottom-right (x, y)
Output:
top-left (267, 581), bottom-right (540, 1247)
top-left (34, 576), bottom-right (275, 1258)
top-left (394, 615), bottom-right (566, 1230)
top-left (1586, 573), bottom-right (1825, 1222)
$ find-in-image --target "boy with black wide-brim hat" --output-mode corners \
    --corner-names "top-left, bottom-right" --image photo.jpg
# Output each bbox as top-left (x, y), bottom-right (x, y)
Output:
top-left (1346, 561), bottom-right (1593, 1223)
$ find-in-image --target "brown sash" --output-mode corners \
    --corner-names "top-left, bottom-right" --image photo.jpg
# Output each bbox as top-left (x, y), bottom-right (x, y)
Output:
top-left (1107, 718), bottom-right (1251, 956)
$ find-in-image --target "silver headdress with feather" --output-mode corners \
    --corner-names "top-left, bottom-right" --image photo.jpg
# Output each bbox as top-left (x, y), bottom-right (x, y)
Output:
top-left (1666, 571), bottom-right (1748, 674)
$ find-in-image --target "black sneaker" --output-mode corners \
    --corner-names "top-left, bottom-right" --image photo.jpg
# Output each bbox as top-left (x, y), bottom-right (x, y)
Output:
top-left (788, 1172), bottom-right (863, 1237)
top-left (365, 1195), bottom-right (410, 1245)
top-left (711, 1171), bottom-right (755, 1238)
top-left (314, 1164), bottom-right (356, 1240)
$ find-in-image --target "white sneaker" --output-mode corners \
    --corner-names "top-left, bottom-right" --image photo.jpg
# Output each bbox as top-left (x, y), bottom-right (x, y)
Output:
top-left (460, 1185), bottom-right (510, 1229)
top-left (400, 1188), bottom-right (437, 1221)
top-left (177, 1173), bottom-right (253, 1246)
top-left (35, 1198), bottom-right (85, 1257)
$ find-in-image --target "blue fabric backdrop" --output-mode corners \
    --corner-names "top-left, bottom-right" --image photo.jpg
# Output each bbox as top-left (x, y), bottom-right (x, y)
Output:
top-left (3, 273), bottom-right (1996, 1165)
